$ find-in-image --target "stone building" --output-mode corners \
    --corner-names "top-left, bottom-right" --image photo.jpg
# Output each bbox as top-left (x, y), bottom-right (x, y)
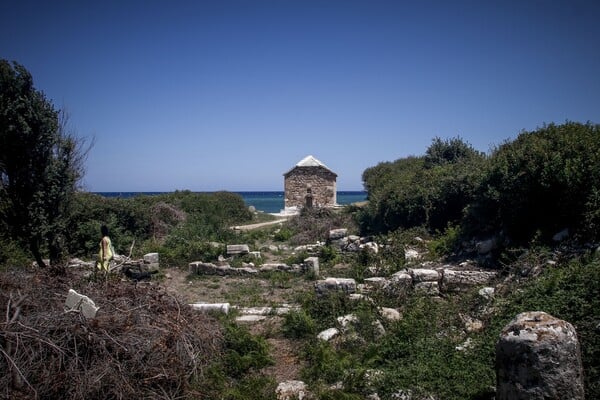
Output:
top-left (284, 155), bottom-right (337, 210)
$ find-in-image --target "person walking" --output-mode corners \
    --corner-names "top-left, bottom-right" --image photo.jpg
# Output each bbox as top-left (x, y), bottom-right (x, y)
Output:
top-left (97, 225), bottom-right (114, 272)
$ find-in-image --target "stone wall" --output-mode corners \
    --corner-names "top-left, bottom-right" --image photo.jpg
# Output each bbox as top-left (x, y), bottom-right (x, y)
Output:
top-left (284, 166), bottom-right (336, 209)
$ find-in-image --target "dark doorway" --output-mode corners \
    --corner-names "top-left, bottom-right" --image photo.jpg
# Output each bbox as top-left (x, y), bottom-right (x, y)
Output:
top-left (305, 188), bottom-right (313, 208)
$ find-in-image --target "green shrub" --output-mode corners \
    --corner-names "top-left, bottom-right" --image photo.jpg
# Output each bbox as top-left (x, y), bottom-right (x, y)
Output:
top-left (428, 224), bottom-right (462, 258)
top-left (301, 341), bottom-right (354, 384)
top-left (319, 245), bottom-right (340, 266)
top-left (466, 121), bottom-right (600, 244)
top-left (222, 320), bottom-right (273, 378)
top-left (282, 309), bottom-right (317, 339)
top-left (274, 227), bottom-right (293, 242)
top-left (359, 137), bottom-right (485, 235)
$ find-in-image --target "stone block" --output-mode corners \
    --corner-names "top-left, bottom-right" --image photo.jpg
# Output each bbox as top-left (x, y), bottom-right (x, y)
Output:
top-left (404, 249), bottom-right (420, 261)
top-left (189, 261), bottom-right (218, 274)
top-left (442, 269), bottom-right (497, 292)
top-left (315, 277), bottom-right (356, 296)
top-left (189, 302), bottom-right (230, 314)
top-left (496, 311), bottom-right (584, 399)
top-left (317, 328), bottom-right (339, 341)
top-left (276, 380), bottom-right (309, 400)
top-left (143, 252), bottom-right (159, 264)
top-left (410, 268), bottom-right (439, 283)
top-left (64, 289), bottom-right (98, 318)
top-left (303, 256), bottom-right (319, 276)
top-left (227, 244), bottom-right (250, 255)
top-left (414, 281), bottom-right (439, 295)
top-left (328, 228), bottom-right (348, 240)
top-left (145, 262), bottom-right (160, 272)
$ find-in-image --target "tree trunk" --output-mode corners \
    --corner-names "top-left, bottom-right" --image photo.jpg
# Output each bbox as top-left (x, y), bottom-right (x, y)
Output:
top-left (29, 238), bottom-right (47, 268)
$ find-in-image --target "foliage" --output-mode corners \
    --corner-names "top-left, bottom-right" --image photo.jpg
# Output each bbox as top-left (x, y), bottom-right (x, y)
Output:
top-left (359, 137), bottom-right (485, 235)
top-left (298, 290), bottom-right (355, 331)
top-left (197, 316), bottom-right (275, 399)
top-left (361, 122), bottom-right (600, 250)
top-left (466, 121), bottom-right (600, 244)
top-left (428, 224), bottom-right (462, 258)
top-left (0, 60), bottom-right (86, 269)
top-left (282, 309), bottom-right (317, 339)
top-left (318, 244), bottom-right (340, 267)
top-left (221, 319), bottom-right (273, 378)
top-left (424, 136), bottom-right (485, 167)
top-left (64, 191), bottom-right (251, 267)
top-left (301, 340), bottom-right (355, 384)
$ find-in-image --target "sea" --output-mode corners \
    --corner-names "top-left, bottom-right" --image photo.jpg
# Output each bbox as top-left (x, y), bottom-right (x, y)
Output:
top-left (96, 191), bottom-right (367, 214)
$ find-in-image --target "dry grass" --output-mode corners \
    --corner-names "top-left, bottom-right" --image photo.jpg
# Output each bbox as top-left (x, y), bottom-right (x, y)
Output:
top-left (0, 269), bottom-right (223, 400)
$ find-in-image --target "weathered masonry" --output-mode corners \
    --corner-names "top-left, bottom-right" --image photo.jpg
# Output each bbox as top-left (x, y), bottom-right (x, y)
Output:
top-left (284, 155), bottom-right (337, 210)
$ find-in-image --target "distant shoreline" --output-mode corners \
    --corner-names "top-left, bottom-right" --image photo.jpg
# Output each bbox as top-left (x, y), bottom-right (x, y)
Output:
top-left (93, 191), bottom-right (367, 214)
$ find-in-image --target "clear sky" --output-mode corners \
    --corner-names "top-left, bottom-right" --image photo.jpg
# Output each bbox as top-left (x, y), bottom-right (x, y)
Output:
top-left (2, 0), bottom-right (599, 191)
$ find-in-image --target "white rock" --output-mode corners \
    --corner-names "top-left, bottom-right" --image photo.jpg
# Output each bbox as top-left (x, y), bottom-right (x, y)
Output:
top-left (410, 268), bottom-right (439, 282)
top-left (455, 338), bottom-right (474, 352)
top-left (315, 277), bottom-right (356, 295)
top-left (236, 315), bottom-right (267, 322)
top-left (337, 314), bottom-right (358, 328)
top-left (379, 307), bottom-right (401, 321)
top-left (226, 244), bottom-right (250, 255)
top-left (189, 303), bottom-right (230, 314)
top-left (479, 287), bottom-right (495, 299)
top-left (364, 277), bottom-right (388, 289)
top-left (276, 380), bottom-right (308, 400)
top-left (143, 252), bottom-right (159, 264)
top-left (404, 249), bottom-right (420, 261)
top-left (442, 269), bottom-right (497, 292)
top-left (64, 289), bottom-right (98, 319)
top-left (317, 328), bottom-right (340, 341)
top-left (303, 257), bottom-right (320, 276)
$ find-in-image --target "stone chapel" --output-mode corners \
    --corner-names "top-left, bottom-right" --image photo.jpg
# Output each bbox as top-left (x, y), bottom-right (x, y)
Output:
top-left (283, 155), bottom-right (337, 210)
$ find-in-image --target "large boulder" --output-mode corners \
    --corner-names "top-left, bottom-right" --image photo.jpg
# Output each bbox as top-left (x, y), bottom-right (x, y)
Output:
top-left (386, 272), bottom-right (413, 297)
top-left (496, 311), bottom-right (584, 400)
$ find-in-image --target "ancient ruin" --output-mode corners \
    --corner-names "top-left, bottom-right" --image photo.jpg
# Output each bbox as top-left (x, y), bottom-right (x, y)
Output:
top-left (283, 155), bottom-right (337, 211)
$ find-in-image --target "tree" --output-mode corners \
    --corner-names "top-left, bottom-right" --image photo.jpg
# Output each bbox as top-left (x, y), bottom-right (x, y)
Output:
top-left (0, 60), bottom-right (86, 269)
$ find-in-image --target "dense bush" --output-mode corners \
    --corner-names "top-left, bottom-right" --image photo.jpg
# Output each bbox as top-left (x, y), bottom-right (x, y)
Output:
top-left (360, 122), bottom-right (600, 248)
top-left (466, 121), bottom-right (600, 244)
top-left (66, 190), bottom-right (252, 266)
top-left (358, 137), bottom-right (485, 235)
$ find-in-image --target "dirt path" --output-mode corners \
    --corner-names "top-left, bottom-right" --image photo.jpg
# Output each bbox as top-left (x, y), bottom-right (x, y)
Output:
top-left (161, 266), bottom-right (306, 383)
top-left (231, 216), bottom-right (291, 231)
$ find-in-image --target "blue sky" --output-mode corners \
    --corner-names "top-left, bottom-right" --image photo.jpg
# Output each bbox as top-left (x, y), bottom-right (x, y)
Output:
top-left (2, 0), bottom-right (599, 191)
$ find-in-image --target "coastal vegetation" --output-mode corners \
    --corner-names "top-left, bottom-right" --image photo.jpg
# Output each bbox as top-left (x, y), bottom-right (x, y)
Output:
top-left (1, 61), bottom-right (599, 398)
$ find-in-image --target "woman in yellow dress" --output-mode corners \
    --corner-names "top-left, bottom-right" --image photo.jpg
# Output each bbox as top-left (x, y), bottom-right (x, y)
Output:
top-left (97, 225), bottom-right (114, 272)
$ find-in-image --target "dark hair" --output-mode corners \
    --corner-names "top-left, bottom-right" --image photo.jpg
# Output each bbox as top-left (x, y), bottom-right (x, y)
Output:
top-left (101, 225), bottom-right (109, 237)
